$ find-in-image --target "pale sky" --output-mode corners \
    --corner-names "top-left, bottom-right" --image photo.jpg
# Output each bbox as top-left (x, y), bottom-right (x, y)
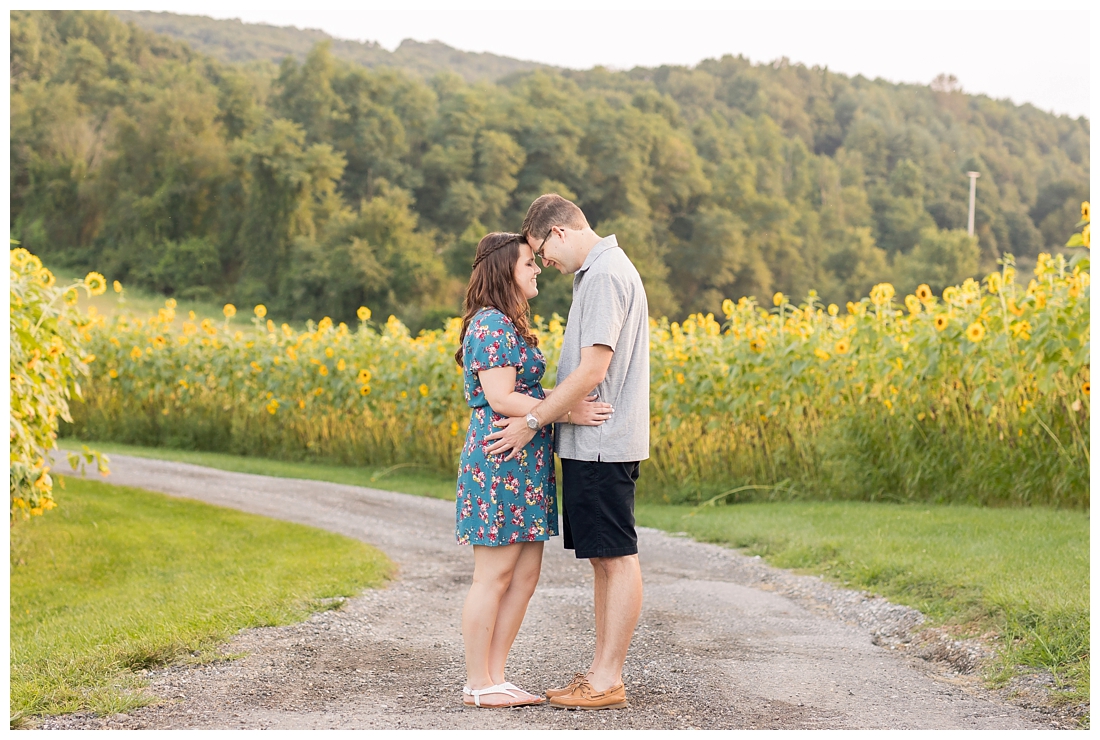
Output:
top-left (93, 2), bottom-right (1092, 118)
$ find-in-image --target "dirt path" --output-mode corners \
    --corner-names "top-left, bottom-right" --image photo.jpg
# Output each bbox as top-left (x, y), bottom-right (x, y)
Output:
top-left (41, 455), bottom-right (1055, 730)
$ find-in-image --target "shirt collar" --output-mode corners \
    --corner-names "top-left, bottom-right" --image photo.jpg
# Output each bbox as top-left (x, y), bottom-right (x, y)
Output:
top-left (577, 234), bottom-right (618, 274)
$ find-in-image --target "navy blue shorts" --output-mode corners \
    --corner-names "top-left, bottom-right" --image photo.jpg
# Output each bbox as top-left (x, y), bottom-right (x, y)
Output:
top-left (560, 459), bottom-right (640, 559)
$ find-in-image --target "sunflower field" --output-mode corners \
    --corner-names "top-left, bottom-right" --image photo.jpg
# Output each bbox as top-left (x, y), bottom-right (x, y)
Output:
top-left (58, 226), bottom-right (1088, 508)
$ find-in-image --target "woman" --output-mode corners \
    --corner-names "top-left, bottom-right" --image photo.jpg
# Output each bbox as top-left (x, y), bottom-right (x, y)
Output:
top-left (454, 232), bottom-right (612, 708)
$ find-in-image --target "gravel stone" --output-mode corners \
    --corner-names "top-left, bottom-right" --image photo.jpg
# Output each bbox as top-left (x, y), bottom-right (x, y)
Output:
top-left (33, 454), bottom-right (1078, 730)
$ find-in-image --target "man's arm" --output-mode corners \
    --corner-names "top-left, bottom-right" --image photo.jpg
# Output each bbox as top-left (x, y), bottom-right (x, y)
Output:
top-left (532, 344), bottom-right (613, 428)
top-left (484, 344), bottom-right (614, 459)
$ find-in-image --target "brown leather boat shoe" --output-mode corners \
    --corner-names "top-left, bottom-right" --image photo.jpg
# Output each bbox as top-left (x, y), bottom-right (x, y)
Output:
top-left (545, 673), bottom-right (587, 699)
top-left (549, 679), bottom-right (627, 710)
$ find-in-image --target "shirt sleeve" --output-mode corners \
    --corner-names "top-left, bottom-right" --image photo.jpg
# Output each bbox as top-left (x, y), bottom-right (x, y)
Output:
top-left (465, 310), bottom-right (524, 372)
top-left (578, 272), bottom-right (629, 352)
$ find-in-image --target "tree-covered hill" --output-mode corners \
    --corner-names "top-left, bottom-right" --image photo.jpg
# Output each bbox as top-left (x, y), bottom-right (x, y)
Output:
top-left (10, 10), bottom-right (1089, 330)
top-left (110, 10), bottom-right (549, 83)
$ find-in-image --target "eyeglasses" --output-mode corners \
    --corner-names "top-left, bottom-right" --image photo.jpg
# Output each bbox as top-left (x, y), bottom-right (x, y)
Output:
top-left (535, 226), bottom-right (560, 261)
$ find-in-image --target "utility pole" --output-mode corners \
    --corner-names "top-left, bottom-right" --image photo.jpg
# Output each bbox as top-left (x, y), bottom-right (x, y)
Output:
top-left (967, 171), bottom-right (981, 236)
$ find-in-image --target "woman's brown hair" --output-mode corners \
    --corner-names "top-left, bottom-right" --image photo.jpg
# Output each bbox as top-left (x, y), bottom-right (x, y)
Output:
top-left (454, 232), bottom-right (539, 366)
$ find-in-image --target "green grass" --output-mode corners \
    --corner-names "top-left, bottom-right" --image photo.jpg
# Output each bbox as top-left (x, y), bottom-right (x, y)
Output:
top-left (636, 501), bottom-right (1090, 705)
top-left (10, 476), bottom-right (393, 722)
top-left (49, 266), bottom-right (239, 325)
top-left (50, 264), bottom-right (316, 330)
top-left (58, 438), bottom-right (457, 501)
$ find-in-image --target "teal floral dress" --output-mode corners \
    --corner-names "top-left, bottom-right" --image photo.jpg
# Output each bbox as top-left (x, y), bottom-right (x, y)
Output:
top-left (456, 308), bottom-right (558, 546)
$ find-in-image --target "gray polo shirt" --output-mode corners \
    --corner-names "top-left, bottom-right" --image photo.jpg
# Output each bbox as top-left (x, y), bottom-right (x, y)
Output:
top-left (555, 234), bottom-right (650, 462)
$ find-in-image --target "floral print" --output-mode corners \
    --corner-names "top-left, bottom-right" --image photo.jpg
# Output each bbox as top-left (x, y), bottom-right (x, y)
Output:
top-left (456, 308), bottom-right (557, 546)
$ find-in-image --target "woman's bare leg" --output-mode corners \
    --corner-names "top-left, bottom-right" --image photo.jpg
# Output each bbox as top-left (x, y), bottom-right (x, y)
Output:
top-left (487, 541), bottom-right (544, 685)
top-left (462, 543), bottom-right (522, 705)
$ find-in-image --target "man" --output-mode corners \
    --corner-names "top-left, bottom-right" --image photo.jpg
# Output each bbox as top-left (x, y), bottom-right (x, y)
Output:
top-left (485, 193), bottom-right (649, 710)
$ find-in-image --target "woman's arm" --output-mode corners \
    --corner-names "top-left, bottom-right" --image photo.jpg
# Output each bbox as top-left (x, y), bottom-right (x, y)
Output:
top-left (478, 366), bottom-right (541, 418)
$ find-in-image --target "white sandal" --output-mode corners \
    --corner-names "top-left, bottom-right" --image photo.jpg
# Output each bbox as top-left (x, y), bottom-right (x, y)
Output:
top-left (462, 683), bottom-right (544, 708)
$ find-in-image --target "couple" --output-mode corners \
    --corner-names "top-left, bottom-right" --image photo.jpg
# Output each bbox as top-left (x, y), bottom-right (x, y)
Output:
top-left (454, 194), bottom-right (649, 710)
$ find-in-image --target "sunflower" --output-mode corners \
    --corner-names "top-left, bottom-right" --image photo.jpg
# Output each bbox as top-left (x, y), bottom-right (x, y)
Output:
top-left (722, 298), bottom-right (735, 317)
top-left (357, 306), bottom-right (372, 321)
top-left (772, 292), bottom-right (785, 307)
top-left (130, 346), bottom-right (143, 361)
top-left (986, 272), bottom-right (1002, 295)
top-left (915, 284), bottom-right (933, 302)
top-left (254, 304), bottom-right (267, 318)
top-left (834, 338), bottom-right (850, 354)
top-left (942, 286), bottom-right (958, 303)
top-left (63, 287), bottom-right (79, 306)
top-left (358, 369), bottom-right (372, 384)
top-left (359, 385), bottom-right (371, 396)
top-left (84, 272), bottom-right (107, 296)
top-left (37, 269), bottom-right (56, 288)
top-left (869, 283), bottom-right (895, 306)
top-left (750, 337), bottom-right (767, 352)
top-left (1083, 201), bottom-right (1091, 221)
top-left (1083, 382), bottom-right (1090, 396)
top-left (933, 315), bottom-right (949, 332)
top-left (827, 303), bottom-right (839, 316)
top-left (419, 383), bottom-right (430, 396)
top-left (266, 399), bottom-right (279, 415)
top-left (113, 280), bottom-right (123, 293)
top-left (966, 322), bottom-right (985, 342)
top-left (267, 319), bottom-right (276, 333)
top-left (223, 303), bottom-right (237, 319)
top-left (904, 295), bottom-right (921, 315)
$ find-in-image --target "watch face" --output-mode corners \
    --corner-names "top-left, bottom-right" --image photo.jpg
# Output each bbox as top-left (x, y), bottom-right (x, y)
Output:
top-left (526, 414), bottom-right (538, 429)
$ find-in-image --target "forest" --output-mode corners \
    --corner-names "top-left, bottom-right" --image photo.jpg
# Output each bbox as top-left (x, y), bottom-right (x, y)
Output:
top-left (10, 10), bottom-right (1090, 329)
top-left (110, 10), bottom-right (548, 83)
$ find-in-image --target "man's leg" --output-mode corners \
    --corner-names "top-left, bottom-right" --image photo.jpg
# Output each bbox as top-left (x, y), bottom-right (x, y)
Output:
top-left (589, 559), bottom-right (608, 677)
top-left (586, 553), bottom-right (643, 691)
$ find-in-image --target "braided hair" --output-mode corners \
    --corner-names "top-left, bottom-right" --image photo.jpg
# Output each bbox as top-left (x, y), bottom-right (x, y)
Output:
top-left (454, 232), bottom-right (540, 366)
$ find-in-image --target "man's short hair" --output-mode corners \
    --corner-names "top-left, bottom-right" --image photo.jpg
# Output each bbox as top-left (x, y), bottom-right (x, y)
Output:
top-left (521, 194), bottom-right (588, 241)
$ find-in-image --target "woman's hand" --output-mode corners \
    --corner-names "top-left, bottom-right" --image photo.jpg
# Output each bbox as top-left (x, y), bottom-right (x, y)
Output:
top-left (568, 395), bottom-right (614, 426)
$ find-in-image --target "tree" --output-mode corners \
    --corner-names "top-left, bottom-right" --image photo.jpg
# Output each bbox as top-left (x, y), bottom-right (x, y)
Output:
top-left (893, 228), bottom-right (979, 294)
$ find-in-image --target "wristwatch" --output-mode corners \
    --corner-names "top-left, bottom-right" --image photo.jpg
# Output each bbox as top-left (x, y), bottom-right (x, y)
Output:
top-left (525, 412), bottom-right (540, 430)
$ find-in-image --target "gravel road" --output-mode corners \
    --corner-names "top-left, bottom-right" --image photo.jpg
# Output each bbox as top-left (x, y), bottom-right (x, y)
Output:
top-left (39, 454), bottom-right (1060, 730)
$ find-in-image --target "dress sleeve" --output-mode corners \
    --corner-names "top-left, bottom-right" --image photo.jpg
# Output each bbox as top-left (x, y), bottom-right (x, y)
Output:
top-left (465, 310), bottom-right (524, 373)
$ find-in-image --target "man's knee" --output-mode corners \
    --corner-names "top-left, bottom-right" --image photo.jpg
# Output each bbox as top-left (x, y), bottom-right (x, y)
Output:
top-left (590, 554), bottom-right (640, 575)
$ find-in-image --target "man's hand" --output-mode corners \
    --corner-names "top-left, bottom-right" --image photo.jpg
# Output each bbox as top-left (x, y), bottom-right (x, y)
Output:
top-left (484, 415), bottom-right (537, 461)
